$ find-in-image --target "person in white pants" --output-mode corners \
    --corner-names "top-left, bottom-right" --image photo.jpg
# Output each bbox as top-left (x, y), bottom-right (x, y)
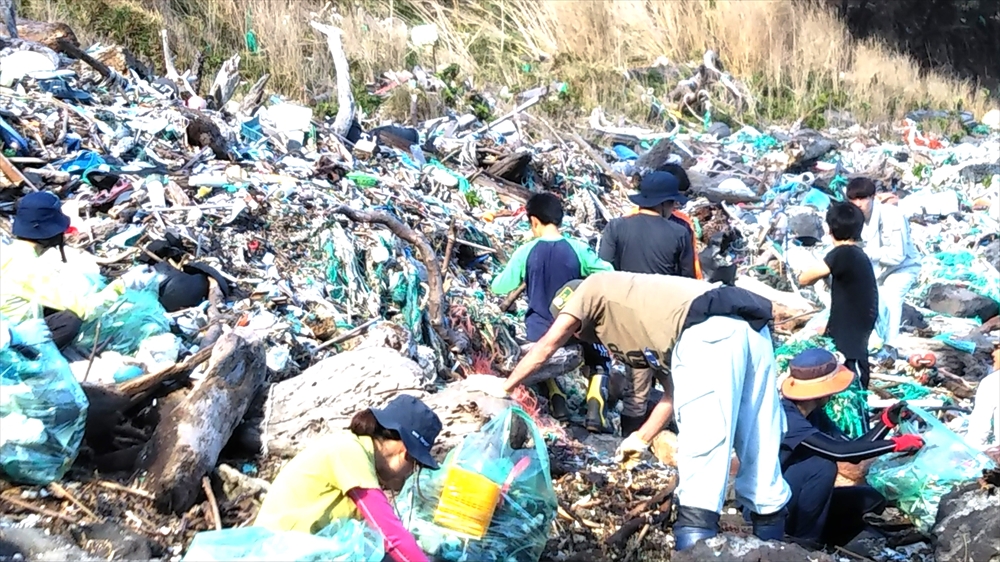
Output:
top-left (846, 178), bottom-right (921, 352)
top-left (469, 272), bottom-right (792, 550)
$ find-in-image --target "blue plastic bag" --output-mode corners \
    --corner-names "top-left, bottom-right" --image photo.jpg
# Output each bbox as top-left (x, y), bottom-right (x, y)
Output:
top-left (0, 318), bottom-right (89, 485)
top-left (867, 405), bottom-right (995, 532)
top-left (76, 287), bottom-right (170, 356)
top-left (396, 407), bottom-right (557, 562)
top-left (182, 518), bottom-right (384, 562)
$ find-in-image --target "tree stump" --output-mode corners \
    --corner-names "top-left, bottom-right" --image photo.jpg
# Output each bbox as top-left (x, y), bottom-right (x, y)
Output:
top-left (139, 332), bottom-right (266, 514)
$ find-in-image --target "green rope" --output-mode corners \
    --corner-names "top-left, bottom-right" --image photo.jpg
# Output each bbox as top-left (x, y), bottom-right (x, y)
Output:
top-left (824, 378), bottom-right (869, 439)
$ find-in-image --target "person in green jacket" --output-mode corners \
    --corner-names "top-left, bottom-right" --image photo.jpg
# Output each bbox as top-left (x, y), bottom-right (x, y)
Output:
top-left (491, 193), bottom-right (615, 430)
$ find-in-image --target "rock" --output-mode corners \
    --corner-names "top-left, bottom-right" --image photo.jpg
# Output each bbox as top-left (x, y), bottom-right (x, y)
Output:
top-left (651, 430), bottom-right (678, 467)
top-left (71, 522), bottom-right (158, 560)
top-left (981, 238), bottom-right (1000, 270)
top-left (216, 463), bottom-right (270, 503)
top-left (0, 527), bottom-right (101, 561)
top-left (924, 283), bottom-right (999, 321)
top-left (707, 122), bottom-right (732, 138)
top-left (263, 344), bottom-right (435, 455)
top-left (671, 534), bottom-right (836, 562)
top-left (901, 303), bottom-right (929, 330)
top-left (932, 482), bottom-right (1000, 562)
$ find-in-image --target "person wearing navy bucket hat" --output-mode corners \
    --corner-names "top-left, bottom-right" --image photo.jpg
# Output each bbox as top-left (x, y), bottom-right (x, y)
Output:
top-left (1, 192), bottom-right (85, 349)
top-left (256, 394), bottom-right (441, 562)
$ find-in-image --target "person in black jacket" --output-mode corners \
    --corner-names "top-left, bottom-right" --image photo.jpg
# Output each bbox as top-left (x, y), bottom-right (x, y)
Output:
top-left (777, 348), bottom-right (925, 545)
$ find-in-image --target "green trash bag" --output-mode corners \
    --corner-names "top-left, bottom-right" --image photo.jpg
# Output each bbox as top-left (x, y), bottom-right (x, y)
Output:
top-left (76, 287), bottom-right (170, 356)
top-left (866, 404), bottom-right (996, 532)
top-left (0, 318), bottom-right (89, 485)
top-left (181, 518), bottom-right (384, 561)
top-left (396, 406), bottom-right (558, 562)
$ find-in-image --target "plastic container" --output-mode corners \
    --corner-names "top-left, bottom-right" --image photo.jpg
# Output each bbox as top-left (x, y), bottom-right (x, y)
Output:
top-left (433, 465), bottom-right (502, 539)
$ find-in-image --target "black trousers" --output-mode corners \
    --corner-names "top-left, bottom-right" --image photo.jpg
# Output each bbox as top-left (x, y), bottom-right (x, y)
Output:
top-left (783, 456), bottom-right (886, 545)
top-left (42, 309), bottom-right (83, 350)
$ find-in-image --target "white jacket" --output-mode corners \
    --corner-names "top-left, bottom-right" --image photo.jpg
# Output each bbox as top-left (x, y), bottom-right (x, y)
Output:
top-left (860, 201), bottom-right (921, 281)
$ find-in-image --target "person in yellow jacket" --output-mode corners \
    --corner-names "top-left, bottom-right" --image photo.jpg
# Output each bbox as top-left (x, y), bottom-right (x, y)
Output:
top-left (1, 192), bottom-right (123, 349)
top-left (255, 395), bottom-right (442, 562)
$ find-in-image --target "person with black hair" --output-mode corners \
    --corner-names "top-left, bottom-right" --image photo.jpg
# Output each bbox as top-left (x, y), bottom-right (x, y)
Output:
top-left (0, 192), bottom-right (122, 349)
top-left (491, 192), bottom-right (613, 429)
top-left (797, 202), bottom-right (878, 388)
top-left (846, 177), bottom-right (920, 352)
top-left (255, 395), bottom-right (441, 562)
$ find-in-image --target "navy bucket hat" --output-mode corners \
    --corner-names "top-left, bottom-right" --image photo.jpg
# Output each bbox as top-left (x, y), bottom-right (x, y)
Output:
top-left (13, 192), bottom-right (71, 240)
top-left (629, 171), bottom-right (688, 208)
top-left (371, 395), bottom-right (443, 469)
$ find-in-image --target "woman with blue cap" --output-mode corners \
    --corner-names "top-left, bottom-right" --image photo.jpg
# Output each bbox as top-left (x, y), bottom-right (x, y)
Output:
top-left (255, 394), bottom-right (442, 562)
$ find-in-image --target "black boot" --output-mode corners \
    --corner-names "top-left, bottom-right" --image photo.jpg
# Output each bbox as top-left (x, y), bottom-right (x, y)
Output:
top-left (751, 509), bottom-right (786, 542)
top-left (674, 506), bottom-right (720, 551)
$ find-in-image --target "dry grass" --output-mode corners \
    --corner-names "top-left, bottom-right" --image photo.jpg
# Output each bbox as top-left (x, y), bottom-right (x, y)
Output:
top-left (20, 0), bottom-right (995, 125)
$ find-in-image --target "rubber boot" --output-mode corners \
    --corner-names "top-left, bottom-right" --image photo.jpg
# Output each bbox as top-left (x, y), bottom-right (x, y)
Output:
top-left (751, 509), bottom-right (787, 543)
top-left (674, 506), bottom-right (720, 551)
top-left (585, 373), bottom-right (612, 433)
top-left (544, 379), bottom-right (570, 422)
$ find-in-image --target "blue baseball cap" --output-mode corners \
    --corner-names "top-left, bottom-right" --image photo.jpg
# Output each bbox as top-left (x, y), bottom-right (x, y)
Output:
top-left (13, 192), bottom-right (71, 240)
top-left (371, 395), bottom-right (442, 469)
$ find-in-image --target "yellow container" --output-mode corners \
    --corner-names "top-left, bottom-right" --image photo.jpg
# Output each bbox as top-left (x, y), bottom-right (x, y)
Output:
top-left (433, 465), bottom-right (502, 539)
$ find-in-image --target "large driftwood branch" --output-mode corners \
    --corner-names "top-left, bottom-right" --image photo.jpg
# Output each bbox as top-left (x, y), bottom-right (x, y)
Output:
top-left (140, 332), bottom-right (266, 514)
top-left (240, 74), bottom-right (270, 116)
top-left (160, 29), bottom-right (180, 82)
top-left (209, 54), bottom-right (241, 110)
top-left (310, 21), bottom-right (355, 137)
top-left (333, 206), bottom-right (468, 352)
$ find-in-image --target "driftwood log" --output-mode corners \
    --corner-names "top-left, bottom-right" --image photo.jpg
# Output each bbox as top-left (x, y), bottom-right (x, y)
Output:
top-left (517, 343), bottom-right (584, 387)
top-left (894, 334), bottom-right (994, 382)
top-left (240, 74), bottom-right (270, 116)
top-left (139, 332), bottom-right (266, 514)
top-left (209, 54), bottom-right (240, 110)
top-left (333, 205), bottom-right (468, 351)
top-left (310, 21), bottom-right (355, 138)
top-left (7, 19), bottom-right (78, 49)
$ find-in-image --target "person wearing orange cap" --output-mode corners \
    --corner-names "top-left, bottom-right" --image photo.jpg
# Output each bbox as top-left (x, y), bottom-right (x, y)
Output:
top-left (777, 348), bottom-right (924, 545)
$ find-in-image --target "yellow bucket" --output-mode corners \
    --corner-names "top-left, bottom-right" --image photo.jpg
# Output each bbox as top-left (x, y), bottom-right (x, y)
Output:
top-left (433, 465), bottom-right (502, 539)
